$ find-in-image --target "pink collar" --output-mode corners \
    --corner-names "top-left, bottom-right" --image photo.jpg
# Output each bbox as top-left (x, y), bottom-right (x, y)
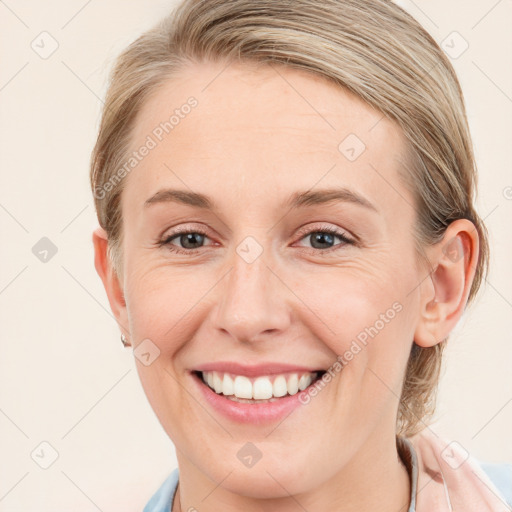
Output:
top-left (402, 428), bottom-right (508, 511)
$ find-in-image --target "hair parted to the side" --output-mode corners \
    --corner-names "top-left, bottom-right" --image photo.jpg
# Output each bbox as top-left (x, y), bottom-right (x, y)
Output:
top-left (90, 0), bottom-right (489, 437)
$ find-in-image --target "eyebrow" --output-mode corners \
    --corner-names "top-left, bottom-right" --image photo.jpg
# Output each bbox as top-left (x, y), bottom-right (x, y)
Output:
top-left (144, 187), bottom-right (378, 213)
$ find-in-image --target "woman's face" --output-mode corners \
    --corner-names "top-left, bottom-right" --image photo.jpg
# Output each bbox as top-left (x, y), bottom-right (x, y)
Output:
top-left (117, 60), bottom-right (428, 497)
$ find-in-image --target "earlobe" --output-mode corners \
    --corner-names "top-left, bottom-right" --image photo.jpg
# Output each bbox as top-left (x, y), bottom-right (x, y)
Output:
top-left (92, 227), bottom-right (129, 333)
top-left (414, 219), bottom-right (479, 348)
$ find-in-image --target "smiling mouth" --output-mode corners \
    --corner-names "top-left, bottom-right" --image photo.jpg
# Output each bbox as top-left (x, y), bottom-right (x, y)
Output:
top-left (193, 370), bottom-right (327, 403)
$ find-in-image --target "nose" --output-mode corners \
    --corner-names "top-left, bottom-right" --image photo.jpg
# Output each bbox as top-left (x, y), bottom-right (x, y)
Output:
top-left (212, 249), bottom-right (291, 344)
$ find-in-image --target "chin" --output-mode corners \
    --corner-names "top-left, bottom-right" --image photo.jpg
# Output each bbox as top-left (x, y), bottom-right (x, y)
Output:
top-left (220, 470), bottom-right (309, 500)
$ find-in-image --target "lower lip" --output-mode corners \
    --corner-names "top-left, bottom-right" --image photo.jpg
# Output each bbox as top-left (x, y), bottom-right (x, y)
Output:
top-left (191, 372), bottom-right (317, 425)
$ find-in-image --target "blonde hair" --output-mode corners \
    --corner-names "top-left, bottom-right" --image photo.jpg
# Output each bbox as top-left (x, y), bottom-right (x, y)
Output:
top-left (90, 0), bottom-right (489, 437)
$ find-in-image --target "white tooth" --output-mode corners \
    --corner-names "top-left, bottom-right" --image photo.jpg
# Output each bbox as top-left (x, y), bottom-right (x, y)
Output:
top-left (222, 374), bottom-right (234, 395)
top-left (253, 377), bottom-right (273, 399)
top-left (207, 372), bottom-right (214, 389)
top-left (234, 375), bottom-right (253, 399)
top-left (273, 375), bottom-right (288, 397)
top-left (213, 371), bottom-right (223, 393)
top-left (201, 372), bottom-right (208, 384)
top-left (298, 373), bottom-right (313, 391)
top-left (287, 373), bottom-right (299, 395)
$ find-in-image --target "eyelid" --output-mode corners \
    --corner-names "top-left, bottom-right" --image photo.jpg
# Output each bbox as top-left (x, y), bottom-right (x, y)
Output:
top-left (160, 223), bottom-right (212, 240)
top-left (158, 221), bottom-right (357, 255)
top-left (294, 222), bottom-right (356, 244)
top-left (159, 224), bottom-right (213, 248)
top-left (160, 222), bottom-right (356, 241)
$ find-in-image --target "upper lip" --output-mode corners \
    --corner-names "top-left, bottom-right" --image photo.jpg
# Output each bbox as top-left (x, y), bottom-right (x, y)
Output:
top-left (193, 361), bottom-right (326, 377)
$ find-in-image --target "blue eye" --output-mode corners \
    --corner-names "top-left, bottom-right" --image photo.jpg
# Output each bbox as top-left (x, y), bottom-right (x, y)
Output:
top-left (158, 225), bottom-right (355, 255)
top-left (159, 229), bottom-right (211, 254)
top-left (298, 228), bottom-right (354, 251)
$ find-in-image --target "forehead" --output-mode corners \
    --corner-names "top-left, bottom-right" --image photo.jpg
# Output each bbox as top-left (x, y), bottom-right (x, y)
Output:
top-left (125, 59), bottom-right (411, 218)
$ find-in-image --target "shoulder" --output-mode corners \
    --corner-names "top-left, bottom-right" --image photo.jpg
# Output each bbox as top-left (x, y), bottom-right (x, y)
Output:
top-left (143, 468), bottom-right (180, 512)
top-left (475, 459), bottom-right (512, 507)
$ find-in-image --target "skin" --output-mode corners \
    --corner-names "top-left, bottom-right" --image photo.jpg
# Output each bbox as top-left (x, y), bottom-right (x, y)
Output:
top-left (93, 59), bottom-right (478, 511)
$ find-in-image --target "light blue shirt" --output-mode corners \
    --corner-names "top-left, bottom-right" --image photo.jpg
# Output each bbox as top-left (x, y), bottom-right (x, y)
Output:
top-left (143, 439), bottom-right (512, 511)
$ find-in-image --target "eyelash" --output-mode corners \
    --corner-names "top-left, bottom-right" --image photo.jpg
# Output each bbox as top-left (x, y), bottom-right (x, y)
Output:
top-left (157, 224), bottom-right (356, 255)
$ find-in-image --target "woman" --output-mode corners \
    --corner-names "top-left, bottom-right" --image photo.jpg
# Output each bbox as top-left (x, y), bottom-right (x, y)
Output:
top-left (90, 0), bottom-right (511, 510)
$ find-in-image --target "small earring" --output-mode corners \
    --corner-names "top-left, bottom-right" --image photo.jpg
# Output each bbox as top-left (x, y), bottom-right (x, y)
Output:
top-left (121, 333), bottom-right (131, 347)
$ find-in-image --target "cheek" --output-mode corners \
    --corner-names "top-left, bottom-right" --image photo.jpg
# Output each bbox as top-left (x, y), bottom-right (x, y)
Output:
top-left (290, 266), bottom-right (413, 400)
top-left (124, 265), bottom-right (207, 346)
top-left (290, 266), bottom-right (405, 348)
top-left (125, 254), bottom-right (414, 362)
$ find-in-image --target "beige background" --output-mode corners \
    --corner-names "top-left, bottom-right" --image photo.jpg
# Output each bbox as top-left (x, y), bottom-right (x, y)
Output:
top-left (0, 0), bottom-right (511, 510)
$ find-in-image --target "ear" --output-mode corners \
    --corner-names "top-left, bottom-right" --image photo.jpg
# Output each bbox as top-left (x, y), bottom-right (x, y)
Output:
top-left (414, 218), bottom-right (480, 347)
top-left (92, 227), bottom-right (130, 339)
